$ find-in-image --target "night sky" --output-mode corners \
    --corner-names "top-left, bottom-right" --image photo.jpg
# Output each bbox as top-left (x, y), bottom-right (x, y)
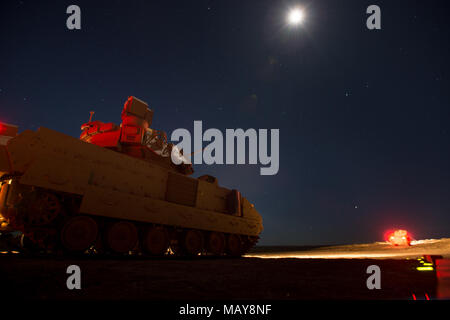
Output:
top-left (1, 0), bottom-right (449, 245)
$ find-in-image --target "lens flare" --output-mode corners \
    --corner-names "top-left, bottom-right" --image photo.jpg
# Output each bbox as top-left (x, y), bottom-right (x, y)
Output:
top-left (288, 8), bottom-right (304, 25)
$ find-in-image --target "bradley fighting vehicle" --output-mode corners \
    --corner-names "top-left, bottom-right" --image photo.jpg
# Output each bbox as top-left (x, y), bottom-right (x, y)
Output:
top-left (0, 97), bottom-right (262, 256)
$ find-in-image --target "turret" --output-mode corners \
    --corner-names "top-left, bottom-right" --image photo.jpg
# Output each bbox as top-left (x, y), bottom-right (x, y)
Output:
top-left (80, 96), bottom-right (193, 175)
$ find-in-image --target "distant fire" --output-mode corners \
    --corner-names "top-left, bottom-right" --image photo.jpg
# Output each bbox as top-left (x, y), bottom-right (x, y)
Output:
top-left (385, 229), bottom-right (411, 246)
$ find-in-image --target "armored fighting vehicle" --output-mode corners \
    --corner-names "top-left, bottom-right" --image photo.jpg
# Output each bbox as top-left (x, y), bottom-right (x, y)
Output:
top-left (0, 97), bottom-right (263, 256)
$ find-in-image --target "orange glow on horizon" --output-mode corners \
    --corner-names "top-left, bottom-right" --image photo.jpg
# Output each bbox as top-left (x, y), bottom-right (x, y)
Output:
top-left (385, 229), bottom-right (412, 246)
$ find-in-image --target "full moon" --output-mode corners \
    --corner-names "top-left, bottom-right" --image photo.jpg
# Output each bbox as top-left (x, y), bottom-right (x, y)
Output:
top-left (288, 8), bottom-right (304, 25)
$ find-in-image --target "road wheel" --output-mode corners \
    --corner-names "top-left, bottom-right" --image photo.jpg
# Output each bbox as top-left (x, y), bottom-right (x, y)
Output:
top-left (61, 216), bottom-right (98, 252)
top-left (183, 229), bottom-right (204, 256)
top-left (20, 192), bottom-right (62, 227)
top-left (105, 221), bottom-right (138, 254)
top-left (207, 232), bottom-right (225, 256)
top-left (226, 234), bottom-right (242, 257)
top-left (144, 226), bottom-right (169, 256)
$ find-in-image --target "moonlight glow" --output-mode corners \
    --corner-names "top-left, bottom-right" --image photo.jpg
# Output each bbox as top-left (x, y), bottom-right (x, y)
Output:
top-left (288, 8), bottom-right (304, 25)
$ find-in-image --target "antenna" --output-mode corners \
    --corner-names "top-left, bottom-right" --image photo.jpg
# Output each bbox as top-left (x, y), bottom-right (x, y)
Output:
top-left (89, 111), bottom-right (95, 122)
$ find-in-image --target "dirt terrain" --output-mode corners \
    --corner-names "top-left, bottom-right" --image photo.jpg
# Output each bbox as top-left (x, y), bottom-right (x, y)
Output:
top-left (2, 238), bottom-right (448, 300)
top-left (0, 254), bottom-right (437, 300)
top-left (247, 238), bottom-right (450, 259)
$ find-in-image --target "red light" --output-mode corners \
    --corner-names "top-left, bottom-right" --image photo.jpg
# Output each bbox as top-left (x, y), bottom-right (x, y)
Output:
top-left (385, 229), bottom-right (411, 246)
top-left (0, 122), bottom-right (18, 137)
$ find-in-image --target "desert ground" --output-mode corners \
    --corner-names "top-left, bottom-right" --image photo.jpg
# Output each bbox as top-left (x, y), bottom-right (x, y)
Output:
top-left (1, 238), bottom-right (448, 300)
top-left (246, 238), bottom-right (450, 259)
